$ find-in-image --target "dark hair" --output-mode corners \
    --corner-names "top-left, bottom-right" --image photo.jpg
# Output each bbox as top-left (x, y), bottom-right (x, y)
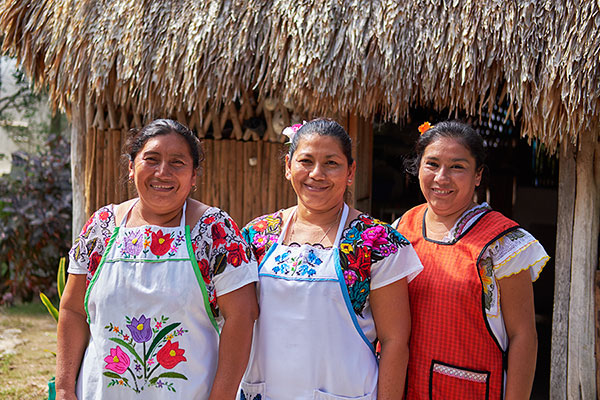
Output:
top-left (126, 119), bottom-right (204, 170)
top-left (404, 120), bottom-right (486, 176)
top-left (286, 118), bottom-right (354, 166)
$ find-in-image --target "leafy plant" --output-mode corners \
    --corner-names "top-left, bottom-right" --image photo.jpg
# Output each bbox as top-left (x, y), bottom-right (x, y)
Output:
top-left (0, 131), bottom-right (72, 300)
top-left (39, 257), bottom-right (66, 323)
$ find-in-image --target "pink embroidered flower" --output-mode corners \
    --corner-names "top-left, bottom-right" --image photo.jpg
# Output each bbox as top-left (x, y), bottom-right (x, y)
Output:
top-left (104, 346), bottom-right (130, 374)
top-left (361, 225), bottom-right (388, 249)
top-left (99, 210), bottom-right (110, 221)
top-left (155, 321), bottom-right (163, 329)
top-left (344, 270), bottom-right (358, 285)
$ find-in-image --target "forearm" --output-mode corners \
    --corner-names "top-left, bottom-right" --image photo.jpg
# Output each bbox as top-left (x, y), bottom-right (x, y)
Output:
top-left (377, 338), bottom-right (409, 400)
top-left (208, 314), bottom-right (255, 400)
top-left (55, 308), bottom-right (90, 395)
top-left (504, 331), bottom-right (537, 400)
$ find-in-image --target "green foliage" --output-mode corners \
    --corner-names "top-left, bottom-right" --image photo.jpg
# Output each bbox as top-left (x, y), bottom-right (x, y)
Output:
top-left (0, 132), bottom-right (72, 301)
top-left (39, 257), bottom-right (65, 324)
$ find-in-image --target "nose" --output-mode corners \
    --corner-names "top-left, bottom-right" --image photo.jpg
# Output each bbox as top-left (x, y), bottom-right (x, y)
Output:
top-left (434, 166), bottom-right (450, 183)
top-left (309, 162), bottom-right (325, 179)
top-left (155, 161), bottom-right (172, 177)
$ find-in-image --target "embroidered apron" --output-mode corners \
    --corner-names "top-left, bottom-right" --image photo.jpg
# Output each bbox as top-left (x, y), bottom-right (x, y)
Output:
top-left (76, 201), bottom-right (220, 399)
top-left (240, 204), bottom-right (378, 400)
top-left (398, 204), bottom-right (518, 400)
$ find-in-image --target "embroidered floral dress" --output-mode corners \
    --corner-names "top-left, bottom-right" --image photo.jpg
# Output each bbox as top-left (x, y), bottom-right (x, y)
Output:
top-left (69, 204), bottom-right (256, 320)
top-left (68, 202), bottom-right (257, 399)
top-left (394, 202), bottom-right (549, 350)
top-left (239, 206), bottom-right (423, 399)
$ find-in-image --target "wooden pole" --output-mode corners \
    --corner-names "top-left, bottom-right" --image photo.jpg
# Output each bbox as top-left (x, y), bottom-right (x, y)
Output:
top-left (566, 132), bottom-right (600, 399)
top-left (550, 140), bottom-right (576, 399)
top-left (70, 102), bottom-right (87, 240)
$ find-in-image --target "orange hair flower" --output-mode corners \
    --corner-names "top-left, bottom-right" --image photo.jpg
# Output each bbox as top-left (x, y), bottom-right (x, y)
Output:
top-left (418, 122), bottom-right (433, 135)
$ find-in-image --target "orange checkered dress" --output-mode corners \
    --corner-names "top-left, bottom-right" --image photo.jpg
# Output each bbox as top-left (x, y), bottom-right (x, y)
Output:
top-left (398, 204), bottom-right (519, 400)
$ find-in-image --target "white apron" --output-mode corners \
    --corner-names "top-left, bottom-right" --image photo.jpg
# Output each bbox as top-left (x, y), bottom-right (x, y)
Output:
top-left (76, 201), bottom-right (220, 399)
top-left (240, 204), bottom-right (379, 400)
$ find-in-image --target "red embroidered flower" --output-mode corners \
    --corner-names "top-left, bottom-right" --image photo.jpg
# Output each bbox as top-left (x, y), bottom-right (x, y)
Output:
top-left (226, 243), bottom-right (248, 267)
top-left (192, 242), bottom-right (198, 253)
top-left (347, 247), bottom-right (371, 280)
top-left (81, 215), bottom-right (94, 235)
top-left (252, 220), bottom-right (268, 232)
top-left (211, 223), bottom-right (227, 248)
top-left (359, 215), bottom-right (375, 224)
top-left (99, 210), bottom-right (110, 221)
top-left (150, 230), bottom-right (174, 256)
top-left (89, 251), bottom-right (102, 277)
top-left (198, 258), bottom-right (211, 284)
top-left (255, 246), bottom-right (266, 263)
top-left (157, 340), bottom-right (187, 369)
top-left (204, 216), bottom-right (215, 224)
top-left (228, 218), bottom-right (242, 236)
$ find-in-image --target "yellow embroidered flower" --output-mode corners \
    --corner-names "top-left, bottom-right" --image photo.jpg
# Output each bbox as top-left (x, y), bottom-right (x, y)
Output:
top-left (265, 216), bottom-right (279, 228)
top-left (340, 243), bottom-right (354, 253)
top-left (166, 334), bottom-right (174, 341)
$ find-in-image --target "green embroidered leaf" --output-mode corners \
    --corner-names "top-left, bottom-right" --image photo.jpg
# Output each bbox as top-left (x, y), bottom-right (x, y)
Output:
top-left (103, 371), bottom-right (123, 380)
top-left (108, 338), bottom-right (143, 365)
top-left (214, 253), bottom-right (227, 275)
top-left (156, 372), bottom-right (188, 380)
top-left (145, 322), bottom-right (181, 359)
top-left (149, 377), bottom-right (158, 385)
top-left (57, 257), bottom-right (66, 299)
top-left (39, 292), bottom-right (59, 322)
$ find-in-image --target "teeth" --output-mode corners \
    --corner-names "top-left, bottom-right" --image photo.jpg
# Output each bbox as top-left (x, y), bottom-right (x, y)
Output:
top-left (433, 189), bottom-right (451, 194)
top-left (151, 184), bottom-right (173, 189)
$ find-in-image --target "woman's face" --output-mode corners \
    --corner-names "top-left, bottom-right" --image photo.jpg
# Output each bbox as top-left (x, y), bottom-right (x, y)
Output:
top-left (285, 133), bottom-right (355, 213)
top-left (418, 136), bottom-right (482, 222)
top-left (129, 132), bottom-right (196, 215)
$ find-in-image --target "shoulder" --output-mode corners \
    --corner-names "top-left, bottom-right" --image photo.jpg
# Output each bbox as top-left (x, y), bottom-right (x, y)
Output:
top-left (343, 210), bottom-right (411, 248)
top-left (185, 198), bottom-right (212, 228)
top-left (394, 203), bottom-right (427, 229)
top-left (242, 209), bottom-right (285, 238)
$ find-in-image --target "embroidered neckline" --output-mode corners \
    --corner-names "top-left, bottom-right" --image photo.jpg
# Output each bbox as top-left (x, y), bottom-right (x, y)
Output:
top-left (441, 203), bottom-right (492, 242)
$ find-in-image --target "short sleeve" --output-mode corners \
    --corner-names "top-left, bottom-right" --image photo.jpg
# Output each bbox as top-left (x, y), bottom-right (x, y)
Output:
top-left (370, 228), bottom-right (423, 290)
top-left (68, 205), bottom-right (116, 283)
top-left (486, 228), bottom-right (549, 281)
top-left (191, 208), bottom-right (258, 298)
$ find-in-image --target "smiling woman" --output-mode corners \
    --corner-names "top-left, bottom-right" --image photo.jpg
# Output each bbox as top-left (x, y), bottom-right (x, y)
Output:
top-left (55, 119), bottom-right (259, 400)
top-left (239, 119), bottom-right (423, 400)
top-left (394, 120), bottom-right (549, 399)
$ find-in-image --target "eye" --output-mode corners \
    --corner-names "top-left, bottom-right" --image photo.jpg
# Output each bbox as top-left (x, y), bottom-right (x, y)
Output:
top-left (144, 156), bottom-right (158, 163)
top-left (451, 164), bottom-right (466, 169)
top-left (298, 158), bottom-right (312, 165)
top-left (425, 161), bottom-right (438, 168)
top-left (326, 160), bottom-right (339, 166)
top-left (171, 159), bottom-right (185, 166)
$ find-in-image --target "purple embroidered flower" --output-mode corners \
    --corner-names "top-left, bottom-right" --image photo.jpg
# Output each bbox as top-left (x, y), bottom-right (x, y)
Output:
top-left (177, 328), bottom-right (185, 336)
top-left (123, 230), bottom-right (144, 256)
top-left (156, 380), bottom-right (164, 388)
top-left (134, 363), bottom-right (142, 372)
top-left (344, 270), bottom-right (358, 285)
top-left (126, 315), bottom-right (152, 343)
top-left (361, 225), bottom-right (388, 250)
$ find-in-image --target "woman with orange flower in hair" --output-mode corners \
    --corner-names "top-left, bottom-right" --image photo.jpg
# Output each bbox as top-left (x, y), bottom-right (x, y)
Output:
top-left (56, 119), bottom-right (258, 400)
top-left (240, 119), bottom-right (423, 400)
top-left (395, 120), bottom-right (549, 399)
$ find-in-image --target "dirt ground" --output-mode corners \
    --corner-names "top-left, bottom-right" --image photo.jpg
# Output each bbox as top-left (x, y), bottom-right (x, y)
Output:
top-left (0, 302), bottom-right (57, 400)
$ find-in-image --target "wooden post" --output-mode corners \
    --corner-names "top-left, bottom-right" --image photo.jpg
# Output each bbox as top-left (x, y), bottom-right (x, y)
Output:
top-left (345, 113), bottom-right (373, 213)
top-left (550, 140), bottom-right (576, 399)
top-left (70, 103), bottom-right (87, 240)
top-left (566, 132), bottom-right (600, 399)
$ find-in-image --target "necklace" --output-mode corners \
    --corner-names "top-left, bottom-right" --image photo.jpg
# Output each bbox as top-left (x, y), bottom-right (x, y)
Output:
top-left (288, 205), bottom-right (343, 245)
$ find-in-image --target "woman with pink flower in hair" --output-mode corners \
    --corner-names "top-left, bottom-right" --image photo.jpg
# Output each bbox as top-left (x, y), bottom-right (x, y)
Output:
top-left (56, 119), bottom-right (259, 400)
top-left (240, 119), bottom-right (423, 399)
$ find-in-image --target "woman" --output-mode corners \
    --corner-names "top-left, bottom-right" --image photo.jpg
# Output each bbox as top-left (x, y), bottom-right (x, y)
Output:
top-left (56, 119), bottom-right (259, 400)
top-left (240, 119), bottom-right (423, 400)
top-left (395, 121), bottom-right (548, 399)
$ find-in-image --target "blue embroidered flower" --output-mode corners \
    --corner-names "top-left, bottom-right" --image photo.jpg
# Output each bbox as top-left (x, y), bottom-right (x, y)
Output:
top-left (275, 251), bottom-right (290, 263)
top-left (342, 226), bottom-right (361, 243)
top-left (348, 279), bottom-right (370, 316)
top-left (305, 249), bottom-right (322, 266)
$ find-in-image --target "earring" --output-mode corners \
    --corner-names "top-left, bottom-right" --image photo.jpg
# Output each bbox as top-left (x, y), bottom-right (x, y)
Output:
top-left (192, 185), bottom-right (198, 193)
top-left (347, 179), bottom-right (352, 183)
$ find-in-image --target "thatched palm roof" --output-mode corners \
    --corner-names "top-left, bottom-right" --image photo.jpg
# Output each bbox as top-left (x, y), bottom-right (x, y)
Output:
top-left (1, 0), bottom-right (599, 151)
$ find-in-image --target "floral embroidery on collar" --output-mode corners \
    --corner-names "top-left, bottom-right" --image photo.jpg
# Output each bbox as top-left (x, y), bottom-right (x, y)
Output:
top-left (445, 203), bottom-right (492, 242)
top-left (117, 227), bottom-right (186, 259)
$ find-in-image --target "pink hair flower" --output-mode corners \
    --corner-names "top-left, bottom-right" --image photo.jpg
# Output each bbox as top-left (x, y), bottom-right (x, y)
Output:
top-left (281, 123), bottom-right (304, 143)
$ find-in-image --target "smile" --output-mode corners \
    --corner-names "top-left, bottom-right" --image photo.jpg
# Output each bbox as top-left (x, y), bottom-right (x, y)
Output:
top-left (432, 188), bottom-right (453, 194)
top-left (150, 183), bottom-right (175, 191)
top-left (304, 183), bottom-right (329, 191)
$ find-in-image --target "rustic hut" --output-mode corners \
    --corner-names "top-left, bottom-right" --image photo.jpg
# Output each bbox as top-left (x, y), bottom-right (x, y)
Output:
top-left (1, 1), bottom-right (598, 397)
